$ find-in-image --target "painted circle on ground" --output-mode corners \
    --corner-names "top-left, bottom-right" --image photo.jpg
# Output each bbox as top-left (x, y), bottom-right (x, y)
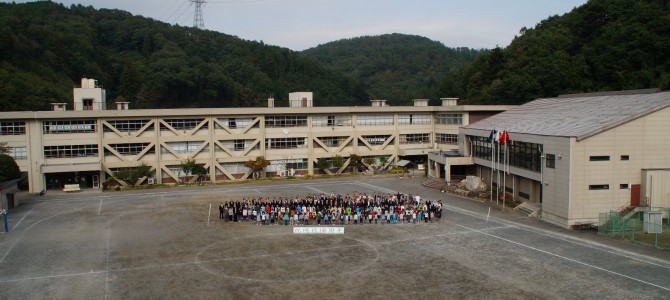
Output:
top-left (196, 233), bottom-right (379, 282)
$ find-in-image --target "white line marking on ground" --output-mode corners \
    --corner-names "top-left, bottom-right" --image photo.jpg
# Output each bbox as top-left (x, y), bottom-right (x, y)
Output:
top-left (0, 270), bottom-right (106, 283)
top-left (98, 199), bottom-right (103, 215)
top-left (305, 185), bottom-right (326, 194)
top-left (358, 180), bottom-right (670, 269)
top-left (443, 220), bottom-right (670, 292)
top-left (0, 207), bottom-right (86, 265)
top-left (11, 204), bottom-right (37, 231)
top-left (104, 226), bottom-right (111, 300)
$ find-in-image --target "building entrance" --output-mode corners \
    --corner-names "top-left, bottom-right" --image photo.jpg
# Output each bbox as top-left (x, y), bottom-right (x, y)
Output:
top-left (45, 171), bottom-right (100, 190)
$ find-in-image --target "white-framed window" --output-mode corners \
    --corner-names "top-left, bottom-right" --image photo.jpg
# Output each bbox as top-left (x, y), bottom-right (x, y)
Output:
top-left (0, 121), bottom-right (26, 135)
top-left (9, 146), bottom-right (27, 159)
top-left (220, 139), bottom-right (257, 151)
top-left (312, 115), bottom-right (352, 127)
top-left (317, 136), bottom-right (349, 147)
top-left (356, 114), bottom-right (393, 126)
top-left (44, 144), bottom-right (98, 158)
top-left (265, 137), bottom-right (306, 149)
top-left (398, 114), bottom-right (431, 125)
top-left (435, 114), bottom-right (463, 125)
top-left (104, 119), bottom-right (151, 133)
top-left (162, 118), bottom-right (206, 131)
top-left (106, 143), bottom-right (153, 156)
top-left (435, 133), bottom-right (458, 144)
top-left (265, 116), bottom-right (307, 128)
top-left (399, 133), bottom-right (431, 144)
top-left (218, 118), bottom-right (254, 129)
top-left (359, 135), bottom-right (391, 146)
top-left (163, 141), bottom-right (204, 153)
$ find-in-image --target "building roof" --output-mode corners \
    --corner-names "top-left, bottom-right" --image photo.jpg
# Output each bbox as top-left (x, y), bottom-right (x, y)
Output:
top-left (464, 90), bottom-right (670, 141)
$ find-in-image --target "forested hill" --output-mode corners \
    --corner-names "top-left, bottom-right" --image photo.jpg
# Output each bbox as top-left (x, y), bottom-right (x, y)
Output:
top-left (302, 34), bottom-right (481, 106)
top-left (439, 0), bottom-right (670, 105)
top-left (0, 1), bottom-right (369, 111)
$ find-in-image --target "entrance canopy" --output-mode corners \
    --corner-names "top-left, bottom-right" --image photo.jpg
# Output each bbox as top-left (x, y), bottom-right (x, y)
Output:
top-left (395, 160), bottom-right (412, 167)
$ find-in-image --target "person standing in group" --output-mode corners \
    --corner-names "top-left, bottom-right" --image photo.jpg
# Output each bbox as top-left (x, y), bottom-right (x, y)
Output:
top-left (219, 203), bottom-right (224, 220)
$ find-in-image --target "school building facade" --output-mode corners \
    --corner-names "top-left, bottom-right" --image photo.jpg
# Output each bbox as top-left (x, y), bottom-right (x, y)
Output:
top-left (0, 79), bottom-right (513, 194)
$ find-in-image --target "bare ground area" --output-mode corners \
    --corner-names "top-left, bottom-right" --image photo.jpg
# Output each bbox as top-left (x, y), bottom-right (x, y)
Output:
top-left (0, 177), bottom-right (668, 299)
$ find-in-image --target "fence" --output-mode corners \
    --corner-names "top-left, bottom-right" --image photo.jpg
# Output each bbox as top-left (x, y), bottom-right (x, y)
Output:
top-left (598, 208), bottom-right (670, 249)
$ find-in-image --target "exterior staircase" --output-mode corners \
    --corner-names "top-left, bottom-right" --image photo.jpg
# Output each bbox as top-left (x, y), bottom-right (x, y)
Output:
top-left (514, 201), bottom-right (542, 217)
top-left (422, 178), bottom-right (446, 190)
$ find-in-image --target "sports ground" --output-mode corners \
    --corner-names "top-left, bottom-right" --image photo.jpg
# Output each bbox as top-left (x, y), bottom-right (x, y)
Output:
top-left (0, 176), bottom-right (668, 299)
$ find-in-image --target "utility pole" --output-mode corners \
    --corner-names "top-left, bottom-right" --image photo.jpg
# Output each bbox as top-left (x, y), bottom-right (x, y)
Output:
top-left (192, 0), bottom-right (205, 29)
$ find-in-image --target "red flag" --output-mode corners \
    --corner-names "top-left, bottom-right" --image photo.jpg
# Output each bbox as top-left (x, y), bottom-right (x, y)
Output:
top-left (498, 130), bottom-right (509, 144)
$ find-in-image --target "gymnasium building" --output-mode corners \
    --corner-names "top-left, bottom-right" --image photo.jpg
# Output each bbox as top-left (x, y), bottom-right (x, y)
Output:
top-left (435, 89), bottom-right (670, 227)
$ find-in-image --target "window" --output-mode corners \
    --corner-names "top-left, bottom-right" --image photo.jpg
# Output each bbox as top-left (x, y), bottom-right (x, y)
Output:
top-left (106, 143), bottom-right (152, 156)
top-left (360, 135), bottom-right (391, 146)
top-left (317, 136), bottom-right (349, 147)
top-left (265, 137), bottom-right (306, 149)
top-left (43, 120), bottom-right (96, 134)
top-left (104, 120), bottom-right (151, 133)
top-left (162, 119), bottom-right (206, 131)
top-left (356, 114), bottom-right (393, 126)
top-left (436, 133), bottom-right (458, 144)
top-left (471, 136), bottom-right (543, 173)
top-left (9, 146), bottom-right (27, 159)
top-left (218, 162), bottom-right (246, 174)
top-left (44, 145), bottom-right (98, 158)
top-left (545, 154), bottom-right (555, 168)
top-left (0, 121), bottom-right (26, 135)
top-left (218, 118), bottom-right (254, 129)
top-left (399, 133), bottom-right (431, 144)
top-left (589, 156), bottom-right (610, 161)
top-left (267, 159), bottom-right (308, 172)
top-left (435, 114), bottom-right (463, 125)
top-left (312, 115), bottom-right (352, 127)
top-left (220, 139), bottom-right (257, 152)
top-left (589, 184), bottom-right (609, 190)
top-left (620, 184), bottom-right (629, 189)
top-left (265, 116), bottom-right (307, 128)
top-left (398, 114), bottom-right (431, 125)
top-left (620, 155), bottom-right (630, 161)
top-left (163, 141), bottom-right (203, 153)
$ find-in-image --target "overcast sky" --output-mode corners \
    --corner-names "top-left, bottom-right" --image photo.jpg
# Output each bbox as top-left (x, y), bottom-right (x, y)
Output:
top-left (9, 0), bottom-right (587, 51)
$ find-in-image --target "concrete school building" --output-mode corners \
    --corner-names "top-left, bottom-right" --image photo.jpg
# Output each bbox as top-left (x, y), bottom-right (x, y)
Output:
top-left (0, 78), bottom-right (513, 194)
top-left (435, 89), bottom-right (670, 228)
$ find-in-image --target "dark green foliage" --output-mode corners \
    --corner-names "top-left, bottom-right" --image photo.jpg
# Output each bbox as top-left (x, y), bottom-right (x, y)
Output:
top-left (315, 158), bottom-right (330, 170)
top-left (0, 154), bottom-right (21, 182)
top-left (332, 155), bottom-right (345, 169)
top-left (302, 34), bottom-right (480, 105)
top-left (440, 0), bottom-right (670, 104)
top-left (0, 2), bottom-right (369, 111)
top-left (113, 163), bottom-right (152, 183)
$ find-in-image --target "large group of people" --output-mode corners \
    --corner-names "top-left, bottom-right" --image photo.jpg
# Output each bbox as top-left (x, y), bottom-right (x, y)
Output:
top-left (218, 192), bottom-right (443, 225)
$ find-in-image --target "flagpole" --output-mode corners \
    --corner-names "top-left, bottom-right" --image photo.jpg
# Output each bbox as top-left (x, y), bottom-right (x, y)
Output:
top-left (496, 139), bottom-right (500, 206)
top-left (490, 137), bottom-right (494, 203)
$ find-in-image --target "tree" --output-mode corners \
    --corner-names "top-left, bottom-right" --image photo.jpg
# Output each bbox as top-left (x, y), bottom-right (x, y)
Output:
top-left (180, 158), bottom-right (208, 183)
top-left (315, 157), bottom-right (330, 171)
top-left (0, 142), bottom-right (9, 154)
top-left (113, 163), bottom-right (152, 187)
top-left (332, 155), bottom-right (345, 172)
top-left (349, 154), bottom-right (364, 173)
top-left (243, 156), bottom-right (270, 179)
top-left (0, 154), bottom-right (21, 182)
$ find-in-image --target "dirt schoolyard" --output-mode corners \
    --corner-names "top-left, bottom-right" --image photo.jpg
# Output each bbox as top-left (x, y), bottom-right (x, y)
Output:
top-left (0, 177), bottom-right (668, 299)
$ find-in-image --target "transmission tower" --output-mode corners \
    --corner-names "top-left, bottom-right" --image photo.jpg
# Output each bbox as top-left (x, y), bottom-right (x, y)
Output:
top-left (191, 0), bottom-right (205, 29)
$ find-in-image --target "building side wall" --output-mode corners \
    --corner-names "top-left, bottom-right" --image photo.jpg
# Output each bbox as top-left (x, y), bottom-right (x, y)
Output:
top-left (569, 106), bottom-right (670, 222)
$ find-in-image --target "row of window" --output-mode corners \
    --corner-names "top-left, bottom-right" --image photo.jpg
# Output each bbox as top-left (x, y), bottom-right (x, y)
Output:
top-left (470, 136), bottom-right (543, 172)
top-left (589, 184), bottom-right (631, 190)
top-left (6, 114), bottom-right (465, 136)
